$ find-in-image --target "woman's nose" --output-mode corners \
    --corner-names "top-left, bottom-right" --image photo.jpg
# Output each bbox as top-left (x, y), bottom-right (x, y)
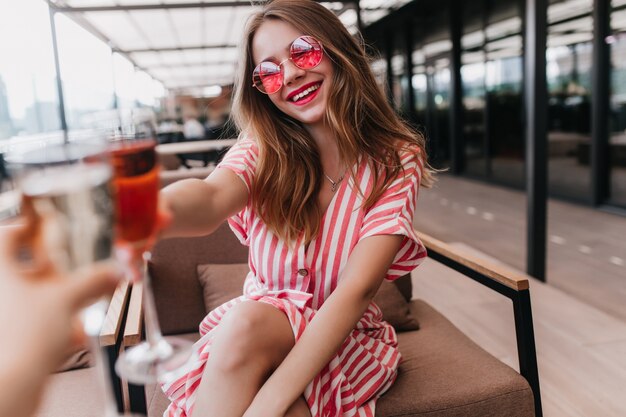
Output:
top-left (282, 59), bottom-right (306, 86)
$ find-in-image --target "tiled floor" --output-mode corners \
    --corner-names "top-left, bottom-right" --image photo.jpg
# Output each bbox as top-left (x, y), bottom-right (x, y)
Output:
top-left (413, 174), bottom-right (626, 322)
top-left (412, 174), bottom-right (626, 417)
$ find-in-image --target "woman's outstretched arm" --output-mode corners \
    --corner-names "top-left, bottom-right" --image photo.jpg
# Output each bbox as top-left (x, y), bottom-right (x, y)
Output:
top-left (159, 168), bottom-right (248, 239)
top-left (243, 233), bottom-right (404, 417)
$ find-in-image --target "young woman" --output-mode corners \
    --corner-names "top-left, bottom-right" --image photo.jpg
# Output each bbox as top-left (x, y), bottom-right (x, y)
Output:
top-left (159, 1), bottom-right (433, 416)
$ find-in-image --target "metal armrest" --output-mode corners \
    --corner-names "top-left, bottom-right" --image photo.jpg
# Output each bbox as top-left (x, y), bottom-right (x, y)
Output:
top-left (419, 231), bottom-right (543, 417)
top-left (419, 232), bottom-right (529, 291)
top-left (99, 281), bottom-right (131, 412)
top-left (122, 282), bottom-right (147, 414)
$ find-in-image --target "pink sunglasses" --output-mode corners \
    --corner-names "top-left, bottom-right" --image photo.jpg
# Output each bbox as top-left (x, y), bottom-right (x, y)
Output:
top-left (252, 36), bottom-right (324, 94)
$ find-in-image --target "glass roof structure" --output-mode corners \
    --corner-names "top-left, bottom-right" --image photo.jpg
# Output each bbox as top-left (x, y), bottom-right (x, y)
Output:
top-left (46, 0), bottom-right (412, 94)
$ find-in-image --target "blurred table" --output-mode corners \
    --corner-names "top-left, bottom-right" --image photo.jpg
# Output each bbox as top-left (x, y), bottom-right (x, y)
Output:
top-left (156, 139), bottom-right (237, 169)
top-left (156, 138), bottom-right (237, 155)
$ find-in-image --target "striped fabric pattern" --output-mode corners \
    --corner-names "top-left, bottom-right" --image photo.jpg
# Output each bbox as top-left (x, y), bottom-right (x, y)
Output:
top-left (161, 138), bottom-right (426, 417)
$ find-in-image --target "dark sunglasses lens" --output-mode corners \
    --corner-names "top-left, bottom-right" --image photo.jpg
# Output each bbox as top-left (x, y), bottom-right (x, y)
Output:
top-left (253, 62), bottom-right (283, 94)
top-left (291, 36), bottom-right (323, 70)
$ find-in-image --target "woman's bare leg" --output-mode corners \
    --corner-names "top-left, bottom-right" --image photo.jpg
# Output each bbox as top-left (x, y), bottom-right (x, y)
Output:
top-left (191, 301), bottom-right (296, 417)
top-left (284, 396), bottom-right (312, 417)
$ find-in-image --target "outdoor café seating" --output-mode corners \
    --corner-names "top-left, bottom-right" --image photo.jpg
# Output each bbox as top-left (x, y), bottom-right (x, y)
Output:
top-left (121, 222), bottom-right (541, 417)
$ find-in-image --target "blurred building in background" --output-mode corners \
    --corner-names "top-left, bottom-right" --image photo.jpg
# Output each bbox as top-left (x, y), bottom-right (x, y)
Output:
top-left (363, 0), bottom-right (626, 211)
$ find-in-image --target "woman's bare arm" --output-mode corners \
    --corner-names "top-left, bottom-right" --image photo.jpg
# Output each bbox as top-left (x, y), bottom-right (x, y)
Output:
top-left (160, 168), bottom-right (248, 239)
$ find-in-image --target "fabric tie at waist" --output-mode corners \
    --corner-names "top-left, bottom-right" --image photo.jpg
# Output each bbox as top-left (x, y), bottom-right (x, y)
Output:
top-left (245, 287), bottom-right (312, 309)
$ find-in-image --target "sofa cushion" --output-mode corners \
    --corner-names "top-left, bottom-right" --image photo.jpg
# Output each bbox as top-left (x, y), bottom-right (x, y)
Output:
top-left (35, 367), bottom-right (104, 417)
top-left (197, 263), bottom-right (419, 331)
top-left (198, 263), bottom-right (249, 311)
top-left (145, 300), bottom-right (533, 417)
top-left (375, 300), bottom-right (534, 417)
top-left (56, 346), bottom-right (91, 373)
top-left (374, 279), bottom-right (419, 331)
top-left (149, 223), bottom-right (248, 335)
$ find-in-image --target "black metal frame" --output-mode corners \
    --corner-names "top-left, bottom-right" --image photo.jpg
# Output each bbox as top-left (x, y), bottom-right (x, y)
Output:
top-left (524, 0), bottom-right (548, 282)
top-left (403, 22), bottom-right (416, 124)
top-left (591, 0), bottom-right (611, 206)
top-left (104, 345), bottom-right (126, 412)
top-left (385, 31), bottom-right (395, 106)
top-left (449, 0), bottom-right (464, 175)
top-left (355, 0), bottom-right (363, 32)
top-left (426, 247), bottom-right (543, 417)
top-left (128, 382), bottom-right (148, 414)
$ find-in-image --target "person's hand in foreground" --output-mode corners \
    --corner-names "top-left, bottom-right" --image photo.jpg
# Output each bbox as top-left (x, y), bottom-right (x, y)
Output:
top-left (0, 224), bottom-right (122, 417)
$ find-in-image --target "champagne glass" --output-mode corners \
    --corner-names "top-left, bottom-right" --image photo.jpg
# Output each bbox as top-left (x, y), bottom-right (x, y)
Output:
top-left (8, 140), bottom-right (144, 416)
top-left (109, 135), bottom-right (193, 385)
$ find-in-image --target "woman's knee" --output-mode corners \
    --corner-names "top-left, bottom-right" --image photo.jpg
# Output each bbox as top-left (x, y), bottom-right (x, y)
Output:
top-left (210, 301), bottom-right (294, 372)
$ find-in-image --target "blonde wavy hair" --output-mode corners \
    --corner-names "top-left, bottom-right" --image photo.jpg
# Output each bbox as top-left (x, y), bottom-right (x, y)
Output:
top-left (232, 0), bottom-right (433, 243)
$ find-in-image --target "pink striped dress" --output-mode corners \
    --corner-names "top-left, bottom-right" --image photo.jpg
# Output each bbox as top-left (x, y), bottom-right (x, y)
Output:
top-left (162, 138), bottom-right (426, 417)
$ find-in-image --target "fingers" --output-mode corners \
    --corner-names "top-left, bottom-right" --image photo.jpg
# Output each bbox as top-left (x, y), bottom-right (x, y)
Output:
top-left (156, 202), bottom-right (173, 231)
top-left (114, 243), bottom-right (144, 282)
top-left (0, 223), bottom-right (28, 270)
top-left (65, 261), bottom-right (123, 312)
top-left (68, 317), bottom-right (87, 352)
top-left (0, 212), bottom-right (55, 278)
top-left (153, 194), bottom-right (173, 241)
top-left (0, 223), bottom-right (20, 254)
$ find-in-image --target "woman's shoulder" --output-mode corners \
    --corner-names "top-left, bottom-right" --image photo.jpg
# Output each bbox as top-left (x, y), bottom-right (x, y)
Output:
top-left (394, 140), bottom-right (423, 167)
top-left (228, 135), bottom-right (260, 158)
top-left (219, 134), bottom-right (261, 172)
top-left (234, 134), bottom-right (259, 149)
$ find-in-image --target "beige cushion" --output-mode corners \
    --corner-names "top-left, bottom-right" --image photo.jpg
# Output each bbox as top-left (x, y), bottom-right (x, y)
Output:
top-left (375, 300), bottom-right (534, 417)
top-left (197, 263), bottom-right (419, 332)
top-left (198, 263), bottom-right (249, 311)
top-left (55, 346), bottom-right (91, 373)
top-left (148, 223), bottom-right (249, 336)
top-left (374, 280), bottom-right (419, 331)
top-left (35, 367), bottom-right (104, 417)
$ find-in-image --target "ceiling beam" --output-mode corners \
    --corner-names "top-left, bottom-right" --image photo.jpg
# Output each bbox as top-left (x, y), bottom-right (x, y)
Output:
top-left (49, 1), bottom-right (257, 12)
top-left (140, 60), bottom-right (238, 68)
top-left (48, 1), bottom-right (354, 13)
top-left (122, 44), bottom-right (237, 53)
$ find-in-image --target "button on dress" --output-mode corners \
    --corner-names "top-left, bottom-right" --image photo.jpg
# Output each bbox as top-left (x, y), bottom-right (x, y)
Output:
top-left (162, 138), bottom-right (427, 417)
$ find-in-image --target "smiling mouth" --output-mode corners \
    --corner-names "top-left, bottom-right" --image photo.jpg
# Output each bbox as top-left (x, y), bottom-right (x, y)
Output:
top-left (290, 83), bottom-right (321, 102)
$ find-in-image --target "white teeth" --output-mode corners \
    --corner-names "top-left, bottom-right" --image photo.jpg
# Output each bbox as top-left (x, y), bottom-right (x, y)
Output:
top-left (292, 84), bottom-right (320, 101)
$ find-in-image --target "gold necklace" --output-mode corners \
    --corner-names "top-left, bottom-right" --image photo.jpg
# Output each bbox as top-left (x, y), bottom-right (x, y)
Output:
top-left (323, 171), bottom-right (345, 192)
